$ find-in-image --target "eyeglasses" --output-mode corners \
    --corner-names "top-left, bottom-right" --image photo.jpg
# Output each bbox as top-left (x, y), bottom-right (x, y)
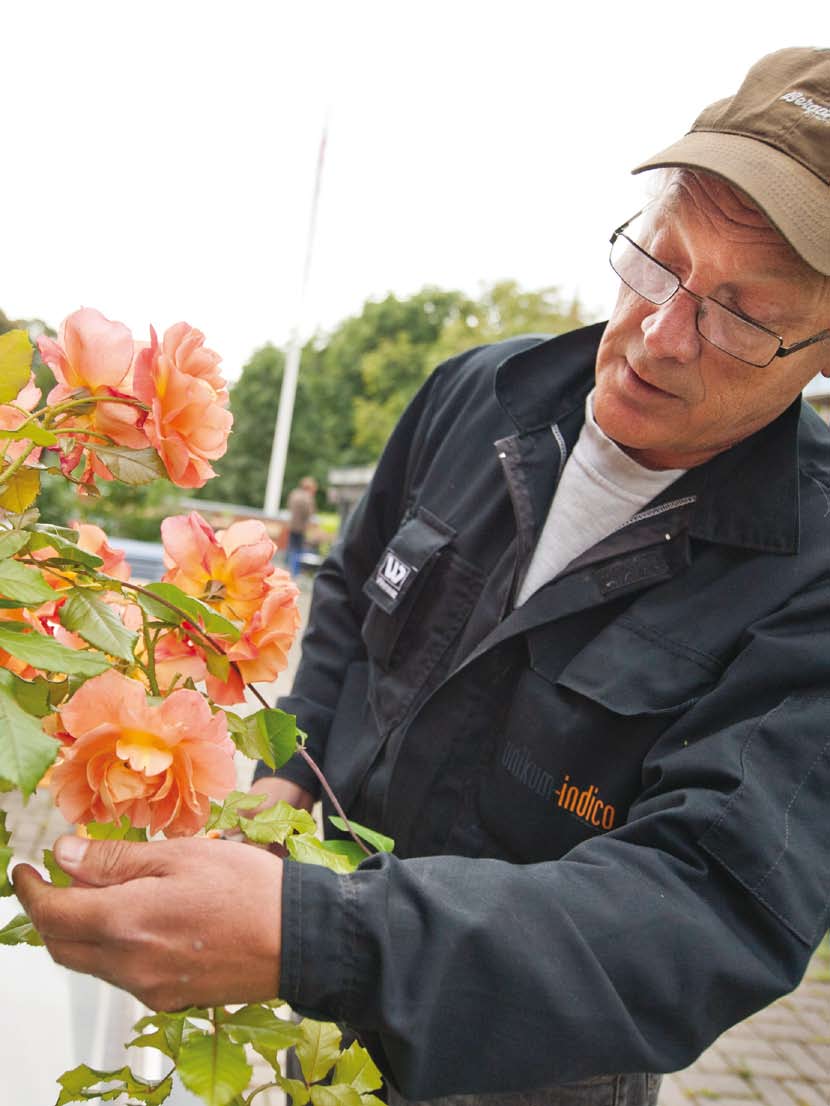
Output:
top-left (609, 213), bottom-right (830, 368)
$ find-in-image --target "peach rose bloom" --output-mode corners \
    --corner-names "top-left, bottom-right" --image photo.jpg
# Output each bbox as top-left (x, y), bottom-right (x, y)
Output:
top-left (0, 375), bottom-right (42, 464)
top-left (133, 323), bottom-right (232, 489)
top-left (72, 522), bottom-right (131, 582)
top-left (37, 308), bottom-right (148, 450)
top-left (48, 669), bottom-right (236, 836)
top-left (161, 512), bottom-right (278, 622)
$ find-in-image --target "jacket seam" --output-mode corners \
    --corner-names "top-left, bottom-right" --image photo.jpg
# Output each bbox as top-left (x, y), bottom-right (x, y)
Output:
top-left (616, 614), bottom-right (723, 672)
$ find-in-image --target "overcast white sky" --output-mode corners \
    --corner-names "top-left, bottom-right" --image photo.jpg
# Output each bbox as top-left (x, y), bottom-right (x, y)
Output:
top-left (2, 2), bottom-right (826, 381)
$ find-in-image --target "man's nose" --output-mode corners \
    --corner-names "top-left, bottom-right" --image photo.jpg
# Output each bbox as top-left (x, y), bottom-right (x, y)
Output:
top-left (640, 290), bottom-right (701, 363)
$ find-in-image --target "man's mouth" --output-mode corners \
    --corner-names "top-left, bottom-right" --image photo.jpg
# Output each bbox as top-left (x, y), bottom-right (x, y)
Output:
top-left (624, 361), bottom-right (676, 398)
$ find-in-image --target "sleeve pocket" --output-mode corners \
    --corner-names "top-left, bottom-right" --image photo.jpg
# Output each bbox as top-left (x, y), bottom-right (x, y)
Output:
top-left (699, 694), bottom-right (830, 946)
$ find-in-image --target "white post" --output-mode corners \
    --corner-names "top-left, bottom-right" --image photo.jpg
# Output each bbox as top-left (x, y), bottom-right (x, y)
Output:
top-left (263, 122), bottom-right (328, 517)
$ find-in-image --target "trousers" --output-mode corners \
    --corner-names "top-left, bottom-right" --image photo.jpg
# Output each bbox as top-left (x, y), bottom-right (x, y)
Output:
top-left (386, 1073), bottom-right (662, 1106)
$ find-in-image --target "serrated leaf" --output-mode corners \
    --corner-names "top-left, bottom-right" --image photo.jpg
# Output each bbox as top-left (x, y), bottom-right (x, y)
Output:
top-left (240, 801), bottom-right (316, 845)
top-left (60, 588), bottom-right (137, 661)
top-left (295, 1020), bottom-right (342, 1084)
top-left (0, 467), bottom-right (40, 512)
top-left (0, 530), bottom-right (31, 559)
top-left (359, 1095), bottom-right (386, 1106)
top-left (92, 445), bottom-right (165, 485)
top-left (0, 556), bottom-right (56, 605)
top-left (0, 670), bottom-right (60, 796)
top-left (0, 423), bottom-right (57, 446)
top-left (28, 529), bottom-right (103, 569)
top-left (310, 1085), bottom-right (363, 1106)
top-left (129, 1013), bottom-right (186, 1061)
top-left (276, 1075), bottom-right (311, 1106)
top-left (224, 710), bottom-right (273, 765)
top-left (222, 1005), bottom-right (303, 1052)
top-left (328, 818), bottom-right (394, 855)
top-left (205, 790), bottom-right (267, 833)
top-left (53, 1062), bottom-right (173, 1105)
top-left (286, 834), bottom-right (356, 874)
top-left (139, 582), bottom-right (241, 641)
top-left (85, 816), bottom-right (147, 841)
top-left (0, 329), bottom-right (34, 403)
top-left (177, 1032), bottom-right (252, 1106)
top-left (0, 911), bottom-right (44, 946)
top-left (43, 847), bottom-right (73, 887)
top-left (0, 626), bottom-right (110, 677)
top-left (253, 708), bottom-right (300, 772)
top-left (332, 1041), bottom-right (383, 1094)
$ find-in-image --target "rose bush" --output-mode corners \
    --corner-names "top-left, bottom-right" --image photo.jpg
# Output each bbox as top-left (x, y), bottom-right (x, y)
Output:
top-left (0, 312), bottom-right (389, 1106)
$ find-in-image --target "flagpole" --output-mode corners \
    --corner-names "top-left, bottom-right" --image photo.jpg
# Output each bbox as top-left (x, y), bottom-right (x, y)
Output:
top-left (263, 120), bottom-right (328, 517)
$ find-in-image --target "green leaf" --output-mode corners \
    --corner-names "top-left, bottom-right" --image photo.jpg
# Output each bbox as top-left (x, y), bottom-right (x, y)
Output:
top-left (43, 847), bottom-right (73, 887)
top-left (60, 588), bottom-right (137, 661)
top-left (0, 423), bottom-right (58, 446)
top-left (239, 801), bottom-right (316, 845)
top-left (276, 1075), bottom-right (311, 1106)
top-left (9, 673), bottom-right (57, 717)
top-left (0, 911), bottom-right (44, 946)
top-left (85, 816), bottom-right (147, 841)
top-left (0, 626), bottom-right (110, 677)
top-left (0, 329), bottom-right (34, 403)
top-left (28, 530), bottom-right (104, 569)
top-left (0, 530), bottom-right (31, 559)
top-left (139, 582), bottom-right (241, 641)
top-left (0, 556), bottom-right (57, 605)
top-left (129, 1011), bottom-right (186, 1061)
top-left (286, 834), bottom-right (356, 874)
top-left (222, 1005), bottom-right (303, 1052)
top-left (0, 467), bottom-right (40, 513)
top-left (92, 445), bottom-right (166, 486)
top-left (333, 1041), bottom-right (383, 1094)
top-left (253, 708), bottom-right (300, 772)
top-left (177, 1032), bottom-right (252, 1106)
top-left (295, 1020), bottom-right (342, 1084)
top-left (54, 1063), bottom-right (173, 1105)
top-left (329, 818), bottom-right (394, 855)
top-left (223, 711), bottom-right (273, 766)
top-left (0, 845), bottom-right (13, 897)
top-left (203, 645), bottom-right (231, 682)
top-left (205, 790), bottom-right (267, 833)
top-left (309, 1086), bottom-right (363, 1106)
top-left (0, 670), bottom-right (60, 796)
top-left (316, 840), bottom-right (368, 870)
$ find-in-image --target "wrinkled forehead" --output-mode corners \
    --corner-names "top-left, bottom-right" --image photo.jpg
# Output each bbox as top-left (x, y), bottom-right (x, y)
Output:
top-left (642, 170), bottom-right (829, 303)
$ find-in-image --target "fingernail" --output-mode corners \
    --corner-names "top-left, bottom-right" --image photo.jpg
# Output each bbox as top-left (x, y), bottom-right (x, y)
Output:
top-left (56, 835), bottom-right (88, 868)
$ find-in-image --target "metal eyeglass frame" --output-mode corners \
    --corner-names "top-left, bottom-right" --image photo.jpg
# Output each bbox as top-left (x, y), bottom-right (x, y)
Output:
top-left (610, 212), bottom-right (830, 368)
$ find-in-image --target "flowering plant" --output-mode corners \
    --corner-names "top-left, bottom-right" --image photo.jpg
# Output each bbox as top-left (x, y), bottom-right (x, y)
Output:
top-left (0, 311), bottom-right (387, 1106)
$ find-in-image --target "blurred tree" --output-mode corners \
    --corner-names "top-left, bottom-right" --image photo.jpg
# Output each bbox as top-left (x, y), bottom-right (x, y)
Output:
top-left (208, 281), bottom-right (593, 504)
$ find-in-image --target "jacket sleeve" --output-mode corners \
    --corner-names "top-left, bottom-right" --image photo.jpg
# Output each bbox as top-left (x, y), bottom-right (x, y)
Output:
top-left (278, 578), bottom-right (830, 1097)
top-left (254, 362), bottom-right (450, 795)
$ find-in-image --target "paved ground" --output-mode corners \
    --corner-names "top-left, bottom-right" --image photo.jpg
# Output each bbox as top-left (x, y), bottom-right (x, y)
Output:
top-left (659, 941), bottom-right (830, 1105)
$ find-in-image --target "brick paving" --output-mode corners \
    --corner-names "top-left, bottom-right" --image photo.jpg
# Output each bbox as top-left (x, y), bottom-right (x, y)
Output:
top-left (660, 938), bottom-right (830, 1105)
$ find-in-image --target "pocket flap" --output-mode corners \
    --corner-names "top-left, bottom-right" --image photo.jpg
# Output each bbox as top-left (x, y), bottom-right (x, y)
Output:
top-left (363, 508), bottom-right (455, 615)
top-left (550, 617), bottom-right (722, 716)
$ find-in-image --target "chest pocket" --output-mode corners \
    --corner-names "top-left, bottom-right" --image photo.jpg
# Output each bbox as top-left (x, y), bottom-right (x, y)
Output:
top-left (362, 507), bottom-right (484, 730)
top-left (550, 615), bottom-right (724, 719)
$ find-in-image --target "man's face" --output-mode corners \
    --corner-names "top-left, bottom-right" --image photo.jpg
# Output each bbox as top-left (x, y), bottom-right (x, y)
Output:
top-left (593, 173), bottom-right (830, 470)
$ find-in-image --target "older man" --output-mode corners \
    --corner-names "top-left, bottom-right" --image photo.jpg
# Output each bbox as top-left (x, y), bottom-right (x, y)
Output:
top-left (15, 47), bottom-right (830, 1106)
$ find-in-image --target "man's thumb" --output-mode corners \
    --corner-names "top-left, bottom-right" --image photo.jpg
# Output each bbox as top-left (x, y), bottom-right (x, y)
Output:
top-left (53, 834), bottom-right (158, 886)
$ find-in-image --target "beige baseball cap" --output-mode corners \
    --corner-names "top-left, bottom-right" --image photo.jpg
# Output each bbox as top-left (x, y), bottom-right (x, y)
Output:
top-left (632, 48), bottom-right (830, 275)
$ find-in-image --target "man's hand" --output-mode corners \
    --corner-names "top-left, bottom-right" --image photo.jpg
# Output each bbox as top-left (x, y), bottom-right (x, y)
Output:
top-left (248, 777), bottom-right (315, 814)
top-left (13, 834), bottom-right (283, 1012)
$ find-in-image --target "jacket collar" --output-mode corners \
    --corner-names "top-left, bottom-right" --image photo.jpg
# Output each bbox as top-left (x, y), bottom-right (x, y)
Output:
top-left (494, 324), bottom-right (802, 556)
